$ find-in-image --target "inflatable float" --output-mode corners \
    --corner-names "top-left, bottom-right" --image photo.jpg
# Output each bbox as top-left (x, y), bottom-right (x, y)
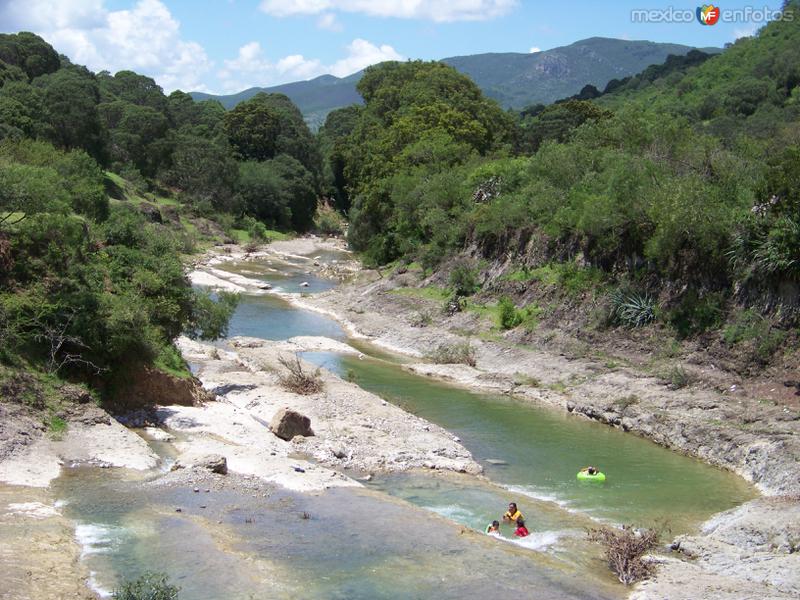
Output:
top-left (577, 470), bottom-right (606, 482)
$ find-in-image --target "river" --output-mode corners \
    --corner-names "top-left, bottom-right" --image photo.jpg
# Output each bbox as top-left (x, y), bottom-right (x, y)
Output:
top-left (26, 249), bottom-right (756, 599)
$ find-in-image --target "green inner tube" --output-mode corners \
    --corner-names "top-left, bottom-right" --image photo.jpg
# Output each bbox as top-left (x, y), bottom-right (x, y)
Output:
top-left (577, 471), bottom-right (606, 482)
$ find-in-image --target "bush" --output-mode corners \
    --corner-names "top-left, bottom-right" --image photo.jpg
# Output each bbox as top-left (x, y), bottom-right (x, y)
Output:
top-left (449, 262), bottom-right (480, 297)
top-left (723, 310), bottom-right (787, 363)
top-left (662, 364), bottom-right (693, 389)
top-left (425, 341), bottom-right (477, 367)
top-left (587, 525), bottom-right (661, 585)
top-left (277, 354), bottom-right (323, 395)
top-left (497, 296), bottom-right (522, 330)
top-left (314, 202), bottom-right (346, 235)
top-left (610, 289), bottom-right (656, 328)
top-left (496, 297), bottom-right (540, 331)
top-left (113, 572), bottom-right (179, 600)
top-left (667, 291), bottom-right (725, 338)
top-left (47, 414), bottom-right (67, 439)
top-left (442, 294), bottom-right (464, 316)
top-left (410, 311), bottom-right (433, 327)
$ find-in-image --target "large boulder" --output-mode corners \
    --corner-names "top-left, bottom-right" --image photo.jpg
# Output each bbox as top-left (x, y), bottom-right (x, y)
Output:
top-left (193, 454), bottom-right (227, 474)
top-left (138, 202), bottom-right (163, 223)
top-left (270, 407), bottom-right (314, 441)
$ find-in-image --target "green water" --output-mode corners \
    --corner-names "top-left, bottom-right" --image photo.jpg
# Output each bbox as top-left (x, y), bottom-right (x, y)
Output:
top-left (304, 350), bottom-right (756, 533)
top-left (44, 264), bottom-right (756, 599)
top-left (226, 294), bottom-right (346, 341)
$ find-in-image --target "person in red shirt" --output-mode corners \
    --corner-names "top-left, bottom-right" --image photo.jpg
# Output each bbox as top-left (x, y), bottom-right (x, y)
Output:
top-left (514, 517), bottom-right (529, 537)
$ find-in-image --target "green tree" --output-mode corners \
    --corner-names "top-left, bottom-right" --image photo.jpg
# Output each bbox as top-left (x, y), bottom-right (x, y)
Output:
top-left (97, 70), bottom-right (169, 113)
top-left (0, 32), bottom-right (60, 80)
top-left (342, 60), bottom-right (513, 263)
top-left (166, 133), bottom-right (238, 212)
top-left (224, 92), bottom-right (320, 175)
top-left (34, 69), bottom-right (105, 159)
top-left (98, 100), bottom-right (170, 176)
top-left (236, 154), bottom-right (317, 231)
top-left (318, 105), bottom-right (361, 212)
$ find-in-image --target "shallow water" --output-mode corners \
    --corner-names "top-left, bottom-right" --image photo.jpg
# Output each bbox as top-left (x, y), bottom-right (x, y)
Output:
top-left (217, 257), bottom-right (340, 294)
top-left (48, 469), bottom-right (619, 599)
top-left (226, 294), bottom-right (346, 341)
top-left (222, 278), bottom-right (755, 534)
top-left (303, 350), bottom-right (756, 533)
top-left (44, 261), bottom-right (756, 598)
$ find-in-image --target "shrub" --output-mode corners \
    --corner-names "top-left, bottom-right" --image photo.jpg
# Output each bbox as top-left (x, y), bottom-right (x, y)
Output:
top-left (442, 294), bottom-right (464, 316)
top-left (527, 262), bottom-right (605, 296)
top-left (662, 364), bottom-right (693, 389)
top-left (47, 414), bottom-right (67, 439)
top-left (277, 355), bottom-right (323, 395)
top-left (113, 572), bottom-right (179, 600)
top-left (410, 311), bottom-right (433, 328)
top-left (497, 296), bottom-right (522, 330)
top-left (449, 262), bottom-right (480, 297)
top-left (723, 310), bottom-right (787, 363)
top-left (425, 341), bottom-right (477, 367)
top-left (587, 525), bottom-right (661, 585)
top-left (497, 297), bottom-right (541, 331)
top-left (314, 203), bottom-right (346, 235)
top-left (610, 289), bottom-right (656, 328)
top-left (667, 291), bottom-right (725, 338)
top-left (613, 395), bottom-right (640, 410)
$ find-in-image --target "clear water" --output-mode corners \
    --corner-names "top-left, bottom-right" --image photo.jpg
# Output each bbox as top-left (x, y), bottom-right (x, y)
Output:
top-left (301, 350), bottom-right (756, 533)
top-left (216, 257), bottom-right (340, 294)
top-left (46, 261), bottom-right (755, 598)
top-left (226, 294), bottom-right (346, 341)
top-left (48, 469), bottom-right (619, 600)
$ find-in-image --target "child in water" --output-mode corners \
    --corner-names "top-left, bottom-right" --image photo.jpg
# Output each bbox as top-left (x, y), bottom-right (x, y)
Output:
top-left (514, 518), bottom-right (529, 537)
top-left (485, 520), bottom-right (500, 535)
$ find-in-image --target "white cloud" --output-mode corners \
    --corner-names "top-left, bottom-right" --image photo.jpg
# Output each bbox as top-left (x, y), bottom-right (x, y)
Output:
top-left (329, 38), bottom-right (403, 76)
top-left (259, 0), bottom-right (518, 22)
top-left (733, 25), bottom-right (758, 39)
top-left (0, 0), bottom-right (212, 92)
top-left (217, 38), bottom-right (403, 93)
top-left (529, 46), bottom-right (541, 53)
top-left (317, 12), bottom-right (343, 31)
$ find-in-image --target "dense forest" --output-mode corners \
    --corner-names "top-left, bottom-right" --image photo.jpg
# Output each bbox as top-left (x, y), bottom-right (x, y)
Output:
top-left (318, 2), bottom-right (799, 370)
top-left (0, 31), bottom-right (331, 402)
top-left (1, 2), bottom-right (798, 406)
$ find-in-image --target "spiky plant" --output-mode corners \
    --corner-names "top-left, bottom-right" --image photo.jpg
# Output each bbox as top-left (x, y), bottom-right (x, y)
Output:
top-left (610, 289), bottom-right (656, 328)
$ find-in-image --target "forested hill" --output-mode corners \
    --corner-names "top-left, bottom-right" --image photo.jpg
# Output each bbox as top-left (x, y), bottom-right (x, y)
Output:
top-left (320, 2), bottom-right (799, 374)
top-left (191, 37), bottom-right (719, 128)
top-left (0, 31), bottom-right (343, 408)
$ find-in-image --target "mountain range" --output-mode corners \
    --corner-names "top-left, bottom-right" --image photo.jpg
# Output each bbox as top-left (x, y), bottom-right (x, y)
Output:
top-left (190, 37), bottom-right (720, 129)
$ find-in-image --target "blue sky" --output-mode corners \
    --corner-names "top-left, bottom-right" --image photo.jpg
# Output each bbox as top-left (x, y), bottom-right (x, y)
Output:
top-left (0, 1), bottom-right (786, 93)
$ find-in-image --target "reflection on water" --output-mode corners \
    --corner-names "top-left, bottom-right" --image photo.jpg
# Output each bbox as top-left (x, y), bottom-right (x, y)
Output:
top-left (216, 257), bottom-right (339, 294)
top-left (227, 294), bottom-right (346, 341)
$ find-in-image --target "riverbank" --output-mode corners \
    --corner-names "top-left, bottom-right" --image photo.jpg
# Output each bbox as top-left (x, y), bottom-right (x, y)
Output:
top-left (189, 237), bottom-right (799, 599)
top-left (169, 333), bottom-right (480, 492)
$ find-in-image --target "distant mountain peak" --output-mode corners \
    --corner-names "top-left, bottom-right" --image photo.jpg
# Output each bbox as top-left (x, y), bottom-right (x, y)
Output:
top-left (190, 37), bottom-right (720, 130)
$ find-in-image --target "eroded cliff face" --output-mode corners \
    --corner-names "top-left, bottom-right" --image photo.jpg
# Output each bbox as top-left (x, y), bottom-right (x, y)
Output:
top-left (106, 364), bottom-right (213, 411)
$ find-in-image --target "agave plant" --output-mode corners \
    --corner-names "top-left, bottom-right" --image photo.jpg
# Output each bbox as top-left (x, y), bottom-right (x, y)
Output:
top-left (610, 288), bottom-right (656, 328)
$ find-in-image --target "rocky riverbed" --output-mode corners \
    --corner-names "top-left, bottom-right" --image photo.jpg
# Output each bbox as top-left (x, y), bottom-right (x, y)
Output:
top-left (2, 236), bottom-right (797, 599)
top-left (280, 259), bottom-right (799, 600)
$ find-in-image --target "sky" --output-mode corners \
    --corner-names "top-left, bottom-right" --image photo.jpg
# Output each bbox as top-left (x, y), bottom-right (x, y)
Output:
top-left (0, 0), bottom-right (787, 94)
